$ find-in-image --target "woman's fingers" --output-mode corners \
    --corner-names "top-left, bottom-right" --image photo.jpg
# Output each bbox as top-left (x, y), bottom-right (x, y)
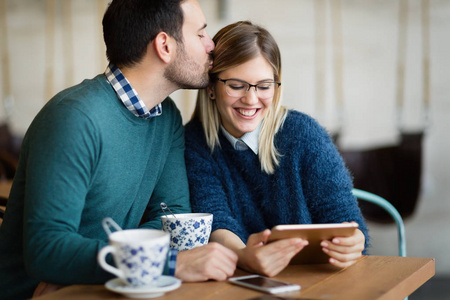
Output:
top-left (245, 238), bottom-right (308, 277)
top-left (320, 229), bottom-right (365, 268)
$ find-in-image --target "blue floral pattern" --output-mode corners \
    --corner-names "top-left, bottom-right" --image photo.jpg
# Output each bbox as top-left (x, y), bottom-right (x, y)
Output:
top-left (161, 214), bottom-right (213, 251)
top-left (114, 241), bottom-right (169, 287)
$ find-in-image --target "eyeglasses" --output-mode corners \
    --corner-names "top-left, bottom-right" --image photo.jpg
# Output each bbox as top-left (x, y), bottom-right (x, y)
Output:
top-left (218, 78), bottom-right (281, 99)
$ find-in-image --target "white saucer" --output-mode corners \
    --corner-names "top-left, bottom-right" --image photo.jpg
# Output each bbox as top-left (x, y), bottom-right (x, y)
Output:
top-left (105, 276), bottom-right (181, 299)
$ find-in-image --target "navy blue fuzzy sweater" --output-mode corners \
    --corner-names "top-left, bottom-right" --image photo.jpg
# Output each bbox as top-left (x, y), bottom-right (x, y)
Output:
top-left (184, 110), bottom-right (369, 250)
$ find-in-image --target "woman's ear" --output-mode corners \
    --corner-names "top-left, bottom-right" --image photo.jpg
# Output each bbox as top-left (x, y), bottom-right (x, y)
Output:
top-left (207, 86), bottom-right (216, 100)
top-left (153, 32), bottom-right (174, 64)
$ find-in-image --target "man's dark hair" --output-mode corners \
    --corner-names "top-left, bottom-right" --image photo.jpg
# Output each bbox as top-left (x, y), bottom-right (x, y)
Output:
top-left (103, 0), bottom-right (185, 67)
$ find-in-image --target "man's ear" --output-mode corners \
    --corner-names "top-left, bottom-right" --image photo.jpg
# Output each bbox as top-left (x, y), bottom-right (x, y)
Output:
top-left (153, 32), bottom-right (174, 63)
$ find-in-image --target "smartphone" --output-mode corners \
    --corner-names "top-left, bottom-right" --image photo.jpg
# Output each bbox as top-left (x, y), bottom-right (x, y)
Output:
top-left (228, 275), bottom-right (301, 294)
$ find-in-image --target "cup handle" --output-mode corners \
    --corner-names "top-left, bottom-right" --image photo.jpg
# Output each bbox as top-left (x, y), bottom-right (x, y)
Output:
top-left (97, 245), bottom-right (124, 279)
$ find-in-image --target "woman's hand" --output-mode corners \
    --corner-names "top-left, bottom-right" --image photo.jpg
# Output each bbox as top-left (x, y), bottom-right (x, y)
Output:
top-left (320, 223), bottom-right (365, 268)
top-left (237, 229), bottom-right (308, 277)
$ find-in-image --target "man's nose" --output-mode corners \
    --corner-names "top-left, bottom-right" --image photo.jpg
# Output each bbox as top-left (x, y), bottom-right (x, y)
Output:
top-left (206, 35), bottom-right (214, 53)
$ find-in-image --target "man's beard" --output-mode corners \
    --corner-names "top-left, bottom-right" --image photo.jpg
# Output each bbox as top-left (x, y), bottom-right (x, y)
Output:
top-left (164, 42), bottom-right (210, 90)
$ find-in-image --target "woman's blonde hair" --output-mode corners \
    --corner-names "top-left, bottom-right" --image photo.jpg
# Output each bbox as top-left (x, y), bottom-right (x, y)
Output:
top-left (192, 21), bottom-right (288, 174)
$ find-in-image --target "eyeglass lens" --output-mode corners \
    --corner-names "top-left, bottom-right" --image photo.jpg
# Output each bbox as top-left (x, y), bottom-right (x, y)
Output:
top-left (224, 80), bottom-right (277, 99)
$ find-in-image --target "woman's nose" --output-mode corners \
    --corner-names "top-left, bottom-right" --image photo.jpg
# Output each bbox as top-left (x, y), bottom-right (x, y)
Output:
top-left (241, 87), bottom-right (259, 105)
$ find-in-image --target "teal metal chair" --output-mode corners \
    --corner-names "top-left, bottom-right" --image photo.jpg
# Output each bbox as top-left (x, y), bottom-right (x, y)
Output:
top-left (352, 188), bottom-right (407, 257)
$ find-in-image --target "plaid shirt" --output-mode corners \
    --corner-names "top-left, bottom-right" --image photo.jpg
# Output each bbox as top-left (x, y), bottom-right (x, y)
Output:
top-left (167, 249), bottom-right (178, 276)
top-left (105, 63), bottom-right (162, 119)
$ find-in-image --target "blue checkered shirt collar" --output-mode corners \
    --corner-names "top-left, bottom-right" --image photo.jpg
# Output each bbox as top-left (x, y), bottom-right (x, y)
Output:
top-left (105, 63), bottom-right (162, 119)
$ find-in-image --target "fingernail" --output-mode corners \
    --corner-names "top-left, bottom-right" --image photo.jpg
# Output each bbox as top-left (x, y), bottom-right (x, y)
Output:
top-left (296, 239), bottom-right (307, 246)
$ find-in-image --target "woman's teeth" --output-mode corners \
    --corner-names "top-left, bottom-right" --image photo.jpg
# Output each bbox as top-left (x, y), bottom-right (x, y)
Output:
top-left (237, 109), bottom-right (257, 116)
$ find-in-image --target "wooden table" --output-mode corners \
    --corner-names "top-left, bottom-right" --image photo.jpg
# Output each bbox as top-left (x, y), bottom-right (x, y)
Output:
top-left (35, 255), bottom-right (435, 300)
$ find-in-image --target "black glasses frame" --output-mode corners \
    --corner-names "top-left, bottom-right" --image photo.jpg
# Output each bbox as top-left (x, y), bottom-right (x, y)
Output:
top-left (217, 78), bottom-right (281, 98)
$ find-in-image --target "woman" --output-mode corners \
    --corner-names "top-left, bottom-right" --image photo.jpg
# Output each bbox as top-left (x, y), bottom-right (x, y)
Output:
top-left (184, 21), bottom-right (369, 277)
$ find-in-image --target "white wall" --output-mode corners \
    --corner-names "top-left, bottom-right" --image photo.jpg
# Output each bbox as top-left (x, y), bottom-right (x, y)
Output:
top-left (1, 0), bottom-right (449, 275)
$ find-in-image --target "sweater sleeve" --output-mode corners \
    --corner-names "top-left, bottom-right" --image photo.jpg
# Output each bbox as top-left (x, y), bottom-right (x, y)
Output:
top-left (23, 104), bottom-right (111, 284)
top-left (293, 113), bottom-right (370, 250)
top-left (184, 122), bottom-right (249, 242)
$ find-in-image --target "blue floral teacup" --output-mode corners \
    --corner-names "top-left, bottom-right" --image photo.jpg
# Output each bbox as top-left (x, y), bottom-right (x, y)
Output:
top-left (97, 229), bottom-right (169, 287)
top-left (161, 213), bottom-right (213, 251)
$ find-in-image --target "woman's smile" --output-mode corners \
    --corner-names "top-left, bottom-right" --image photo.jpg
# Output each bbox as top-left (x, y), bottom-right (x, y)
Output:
top-left (235, 108), bottom-right (260, 117)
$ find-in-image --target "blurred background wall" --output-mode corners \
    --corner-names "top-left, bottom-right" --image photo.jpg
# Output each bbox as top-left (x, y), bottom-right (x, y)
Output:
top-left (0, 0), bottom-right (449, 279)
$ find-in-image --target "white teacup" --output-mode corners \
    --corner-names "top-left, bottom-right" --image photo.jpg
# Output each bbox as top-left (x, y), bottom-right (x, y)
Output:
top-left (97, 229), bottom-right (170, 287)
top-left (161, 213), bottom-right (213, 251)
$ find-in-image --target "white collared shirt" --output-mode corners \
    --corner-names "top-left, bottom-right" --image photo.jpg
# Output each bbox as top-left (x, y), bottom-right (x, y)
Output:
top-left (220, 123), bottom-right (261, 155)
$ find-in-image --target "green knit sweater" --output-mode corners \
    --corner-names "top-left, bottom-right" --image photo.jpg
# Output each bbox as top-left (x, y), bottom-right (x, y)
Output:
top-left (0, 74), bottom-right (190, 300)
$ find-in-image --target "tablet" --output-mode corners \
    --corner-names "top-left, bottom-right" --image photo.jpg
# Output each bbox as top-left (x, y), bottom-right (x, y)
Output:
top-left (267, 223), bottom-right (359, 264)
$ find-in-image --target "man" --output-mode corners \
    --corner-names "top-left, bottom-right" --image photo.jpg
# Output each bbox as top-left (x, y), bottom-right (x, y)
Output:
top-left (0, 1), bottom-right (237, 299)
